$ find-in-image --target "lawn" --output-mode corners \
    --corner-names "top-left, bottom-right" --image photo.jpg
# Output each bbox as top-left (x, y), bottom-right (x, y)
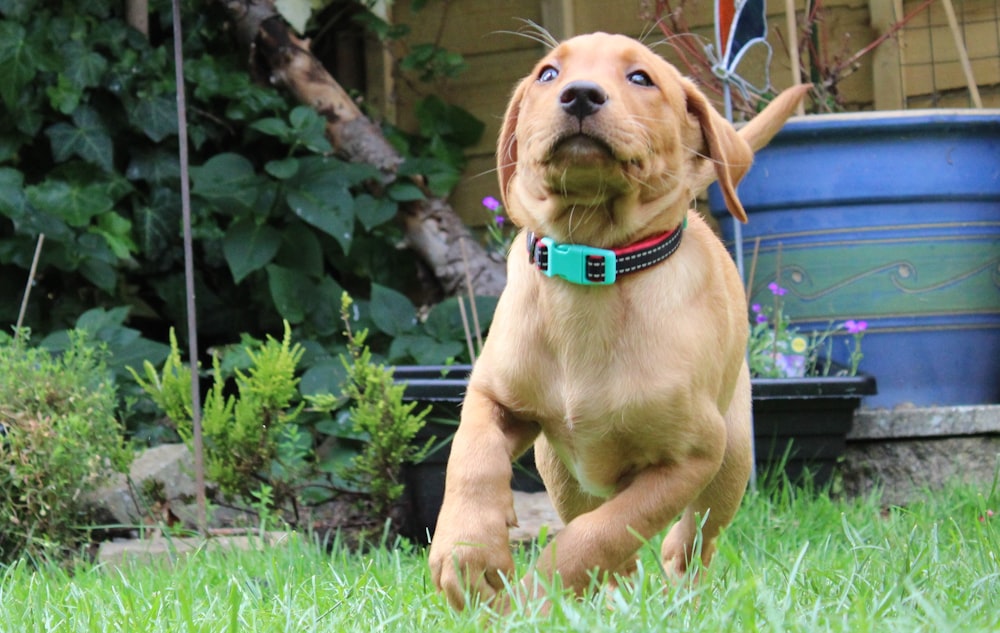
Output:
top-left (1, 481), bottom-right (997, 633)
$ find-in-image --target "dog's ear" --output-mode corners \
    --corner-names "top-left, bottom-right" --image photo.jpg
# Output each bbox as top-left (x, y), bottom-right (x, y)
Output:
top-left (497, 77), bottom-right (530, 213)
top-left (683, 81), bottom-right (753, 223)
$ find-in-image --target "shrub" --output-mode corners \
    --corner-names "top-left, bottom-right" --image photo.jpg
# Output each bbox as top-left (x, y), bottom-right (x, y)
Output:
top-left (0, 331), bottom-right (131, 564)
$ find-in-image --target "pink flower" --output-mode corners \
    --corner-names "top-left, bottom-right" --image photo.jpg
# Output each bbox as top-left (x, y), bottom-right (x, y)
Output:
top-left (482, 196), bottom-right (501, 212)
top-left (844, 320), bottom-right (868, 334)
top-left (980, 509), bottom-right (995, 522)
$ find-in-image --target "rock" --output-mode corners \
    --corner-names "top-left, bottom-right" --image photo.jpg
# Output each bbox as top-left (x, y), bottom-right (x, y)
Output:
top-left (89, 443), bottom-right (243, 530)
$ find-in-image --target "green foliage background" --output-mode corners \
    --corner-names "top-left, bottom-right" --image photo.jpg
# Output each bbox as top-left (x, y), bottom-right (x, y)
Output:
top-left (0, 0), bottom-right (492, 409)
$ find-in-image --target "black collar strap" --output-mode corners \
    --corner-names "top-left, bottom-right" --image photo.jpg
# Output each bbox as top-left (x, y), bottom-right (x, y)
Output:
top-left (526, 220), bottom-right (685, 286)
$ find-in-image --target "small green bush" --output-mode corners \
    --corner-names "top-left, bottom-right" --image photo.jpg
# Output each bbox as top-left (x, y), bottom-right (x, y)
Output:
top-left (0, 331), bottom-right (131, 564)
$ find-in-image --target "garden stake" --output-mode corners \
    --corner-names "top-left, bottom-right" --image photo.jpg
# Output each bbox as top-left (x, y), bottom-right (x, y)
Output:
top-left (14, 233), bottom-right (44, 339)
top-left (172, 0), bottom-right (207, 535)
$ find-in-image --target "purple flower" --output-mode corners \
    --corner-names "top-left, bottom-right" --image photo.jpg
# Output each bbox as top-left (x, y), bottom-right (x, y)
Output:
top-left (767, 282), bottom-right (787, 296)
top-left (756, 313), bottom-right (769, 324)
top-left (482, 196), bottom-right (501, 212)
top-left (751, 303), bottom-right (762, 313)
top-left (495, 215), bottom-right (505, 227)
top-left (844, 319), bottom-right (868, 334)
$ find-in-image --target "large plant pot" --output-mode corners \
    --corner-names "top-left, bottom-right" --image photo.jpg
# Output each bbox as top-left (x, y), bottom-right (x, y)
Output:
top-left (395, 365), bottom-right (875, 539)
top-left (710, 110), bottom-right (1000, 407)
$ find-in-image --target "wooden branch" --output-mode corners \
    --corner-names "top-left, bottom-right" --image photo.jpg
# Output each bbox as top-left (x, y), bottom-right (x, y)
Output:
top-left (217, 0), bottom-right (507, 296)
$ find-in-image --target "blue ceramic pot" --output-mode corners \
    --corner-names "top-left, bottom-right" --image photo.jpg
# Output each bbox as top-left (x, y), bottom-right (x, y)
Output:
top-left (710, 110), bottom-right (1000, 407)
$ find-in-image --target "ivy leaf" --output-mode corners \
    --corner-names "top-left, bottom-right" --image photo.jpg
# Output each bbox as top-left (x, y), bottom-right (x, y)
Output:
top-left (0, 168), bottom-right (73, 241)
top-left (190, 153), bottom-right (259, 210)
top-left (133, 187), bottom-right (180, 261)
top-left (126, 148), bottom-right (181, 184)
top-left (0, 22), bottom-right (37, 108)
top-left (45, 106), bottom-right (114, 172)
top-left (25, 179), bottom-right (114, 227)
top-left (223, 219), bottom-right (281, 283)
top-left (132, 93), bottom-right (177, 142)
top-left (90, 212), bottom-right (138, 259)
top-left (61, 40), bottom-right (108, 90)
top-left (369, 283), bottom-right (416, 337)
top-left (354, 194), bottom-right (398, 231)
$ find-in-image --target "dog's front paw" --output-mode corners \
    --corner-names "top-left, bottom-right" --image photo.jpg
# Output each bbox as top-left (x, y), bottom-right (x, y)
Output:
top-left (428, 507), bottom-right (516, 610)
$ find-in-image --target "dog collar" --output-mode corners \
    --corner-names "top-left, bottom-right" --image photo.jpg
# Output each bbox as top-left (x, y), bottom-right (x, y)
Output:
top-left (526, 219), bottom-right (685, 286)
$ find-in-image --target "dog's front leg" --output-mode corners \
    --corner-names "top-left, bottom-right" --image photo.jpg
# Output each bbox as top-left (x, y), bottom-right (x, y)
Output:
top-left (524, 452), bottom-right (724, 596)
top-left (428, 385), bottom-right (539, 610)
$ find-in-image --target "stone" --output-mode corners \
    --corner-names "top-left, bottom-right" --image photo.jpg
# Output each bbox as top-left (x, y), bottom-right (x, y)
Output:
top-left (89, 443), bottom-right (243, 530)
top-left (842, 405), bottom-right (1000, 506)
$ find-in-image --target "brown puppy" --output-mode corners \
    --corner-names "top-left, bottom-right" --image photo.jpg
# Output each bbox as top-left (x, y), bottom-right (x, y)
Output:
top-left (428, 32), bottom-right (807, 610)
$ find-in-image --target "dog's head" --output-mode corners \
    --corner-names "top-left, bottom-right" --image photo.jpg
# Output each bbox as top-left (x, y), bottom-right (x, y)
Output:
top-left (498, 32), bottom-right (752, 247)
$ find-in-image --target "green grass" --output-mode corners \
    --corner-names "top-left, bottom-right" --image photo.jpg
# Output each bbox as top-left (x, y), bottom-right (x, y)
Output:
top-left (1, 481), bottom-right (997, 632)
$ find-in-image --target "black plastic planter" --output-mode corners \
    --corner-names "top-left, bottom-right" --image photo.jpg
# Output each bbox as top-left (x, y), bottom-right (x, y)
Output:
top-left (395, 365), bottom-right (875, 540)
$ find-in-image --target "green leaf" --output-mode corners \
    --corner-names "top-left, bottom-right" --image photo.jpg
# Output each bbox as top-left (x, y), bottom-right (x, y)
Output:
top-left (61, 40), bottom-right (107, 90)
top-left (416, 96), bottom-right (485, 148)
top-left (45, 106), bottom-right (113, 172)
top-left (0, 22), bottom-right (37, 108)
top-left (223, 219), bottom-right (281, 284)
top-left (369, 283), bottom-right (416, 337)
top-left (79, 256), bottom-right (117, 292)
top-left (284, 166), bottom-right (355, 253)
top-left (274, 222), bottom-right (323, 278)
top-left (266, 264), bottom-right (317, 323)
top-left (389, 334), bottom-right (463, 365)
top-left (126, 148), bottom-right (180, 184)
top-left (133, 187), bottom-right (179, 261)
top-left (249, 117), bottom-right (292, 140)
top-left (132, 94), bottom-right (177, 142)
top-left (190, 153), bottom-right (259, 210)
top-left (265, 157), bottom-right (299, 179)
top-left (288, 106), bottom-right (332, 153)
top-left (423, 295), bottom-right (498, 342)
top-left (387, 181), bottom-right (425, 202)
top-left (25, 180), bottom-right (114, 227)
top-left (300, 361), bottom-right (348, 398)
top-left (90, 212), bottom-right (137, 259)
top-left (354, 194), bottom-right (398, 231)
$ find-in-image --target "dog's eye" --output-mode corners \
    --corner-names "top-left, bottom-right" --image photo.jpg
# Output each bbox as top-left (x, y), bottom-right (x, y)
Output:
top-left (538, 66), bottom-right (559, 83)
top-left (627, 71), bottom-right (654, 87)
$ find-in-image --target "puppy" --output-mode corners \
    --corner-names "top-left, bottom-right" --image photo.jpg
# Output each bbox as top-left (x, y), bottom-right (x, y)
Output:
top-left (428, 32), bottom-right (807, 610)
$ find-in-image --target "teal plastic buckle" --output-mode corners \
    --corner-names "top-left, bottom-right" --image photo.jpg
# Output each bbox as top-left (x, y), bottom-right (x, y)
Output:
top-left (539, 237), bottom-right (616, 285)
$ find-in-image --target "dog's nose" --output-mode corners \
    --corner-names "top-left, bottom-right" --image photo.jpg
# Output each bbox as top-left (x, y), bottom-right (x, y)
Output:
top-left (560, 81), bottom-right (608, 120)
